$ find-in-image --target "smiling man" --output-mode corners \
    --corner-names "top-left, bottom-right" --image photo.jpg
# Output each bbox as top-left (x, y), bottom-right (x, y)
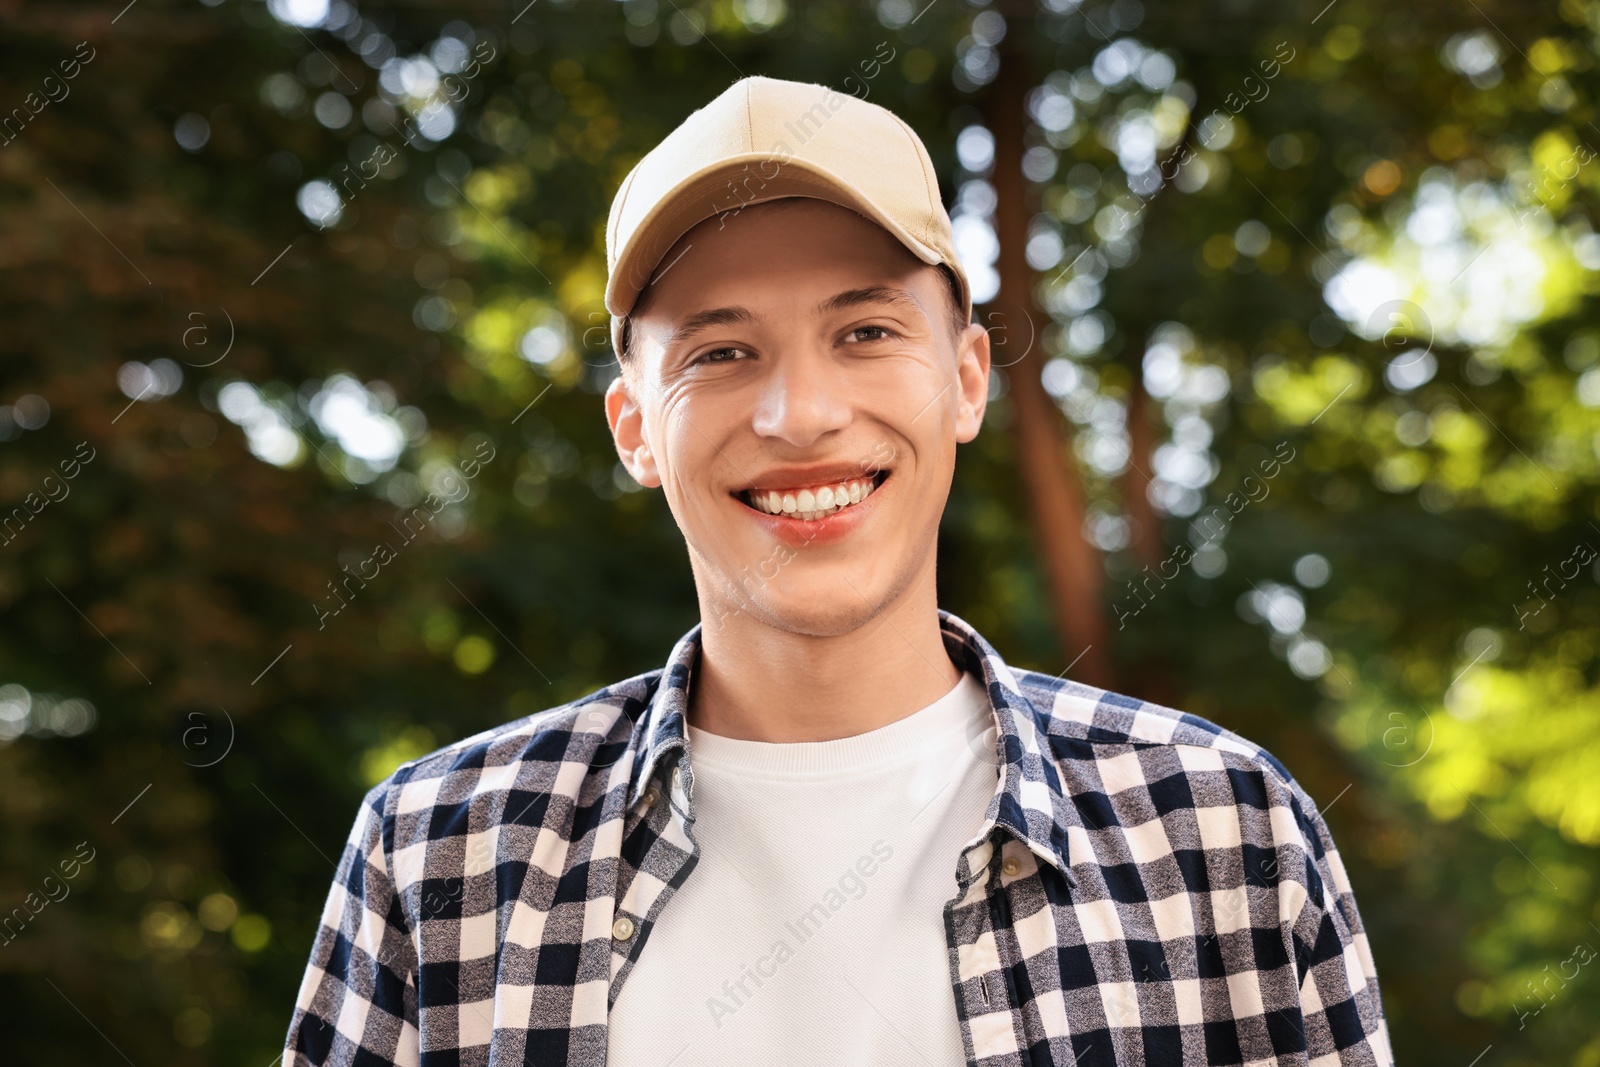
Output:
top-left (284, 76), bottom-right (1392, 1067)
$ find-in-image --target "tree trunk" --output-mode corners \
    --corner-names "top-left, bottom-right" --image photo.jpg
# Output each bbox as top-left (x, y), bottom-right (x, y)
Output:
top-left (1122, 377), bottom-right (1164, 572)
top-left (985, 9), bottom-right (1114, 690)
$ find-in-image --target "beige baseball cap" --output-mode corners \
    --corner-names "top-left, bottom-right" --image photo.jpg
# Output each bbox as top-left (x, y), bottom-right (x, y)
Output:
top-left (604, 74), bottom-right (971, 357)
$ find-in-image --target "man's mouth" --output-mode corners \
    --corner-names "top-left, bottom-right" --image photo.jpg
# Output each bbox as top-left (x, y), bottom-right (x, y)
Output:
top-left (734, 470), bottom-right (889, 521)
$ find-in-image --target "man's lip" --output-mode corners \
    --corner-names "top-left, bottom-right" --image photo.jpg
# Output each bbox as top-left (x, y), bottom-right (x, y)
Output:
top-left (732, 469), bottom-right (889, 508)
top-left (732, 463), bottom-right (892, 495)
top-left (734, 469), bottom-right (889, 546)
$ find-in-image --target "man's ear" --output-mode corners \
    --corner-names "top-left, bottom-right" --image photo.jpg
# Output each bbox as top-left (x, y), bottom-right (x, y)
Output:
top-left (604, 367), bottom-right (662, 488)
top-left (952, 321), bottom-right (991, 443)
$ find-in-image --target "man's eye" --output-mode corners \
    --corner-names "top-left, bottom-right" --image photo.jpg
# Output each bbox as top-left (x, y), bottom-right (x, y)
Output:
top-left (696, 346), bottom-right (747, 364)
top-left (848, 325), bottom-right (894, 343)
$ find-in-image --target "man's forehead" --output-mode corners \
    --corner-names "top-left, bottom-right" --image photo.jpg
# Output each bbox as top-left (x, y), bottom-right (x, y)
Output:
top-left (642, 197), bottom-right (920, 292)
top-left (617, 198), bottom-right (957, 367)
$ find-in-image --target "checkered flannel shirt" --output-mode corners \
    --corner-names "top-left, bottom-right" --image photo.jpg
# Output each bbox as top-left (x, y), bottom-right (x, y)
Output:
top-left (284, 608), bottom-right (1392, 1066)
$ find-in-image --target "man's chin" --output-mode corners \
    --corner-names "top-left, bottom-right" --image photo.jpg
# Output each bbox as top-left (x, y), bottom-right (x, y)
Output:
top-left (705, 590), bottom-right (889, 640)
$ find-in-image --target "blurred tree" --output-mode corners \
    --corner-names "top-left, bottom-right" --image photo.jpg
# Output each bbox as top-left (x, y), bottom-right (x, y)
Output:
top-left (987, 0), bottom-right (1116, 689)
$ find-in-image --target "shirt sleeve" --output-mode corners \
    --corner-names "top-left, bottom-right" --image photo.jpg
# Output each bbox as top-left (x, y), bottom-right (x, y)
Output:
top-left (1281, 779), bottom-right (1394, 1067)
top-left (283, 778), bottom-right (420, 1067)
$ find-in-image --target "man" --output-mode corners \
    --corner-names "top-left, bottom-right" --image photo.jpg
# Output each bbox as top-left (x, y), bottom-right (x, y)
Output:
top-left (284, 76), bottom-right (1392, 1066)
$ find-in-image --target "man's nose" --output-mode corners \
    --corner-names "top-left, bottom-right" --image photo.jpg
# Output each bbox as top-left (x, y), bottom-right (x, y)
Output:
top-left (749, 348), bottom-right (852, 448)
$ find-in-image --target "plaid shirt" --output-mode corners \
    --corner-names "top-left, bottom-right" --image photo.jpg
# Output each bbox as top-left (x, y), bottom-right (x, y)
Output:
top-left (285, 609), bottom-right (1392, 1066)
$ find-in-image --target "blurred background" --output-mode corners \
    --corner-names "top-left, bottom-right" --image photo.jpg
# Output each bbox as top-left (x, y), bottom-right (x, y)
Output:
top-left (2, 0), bottom-right (1598, 1062)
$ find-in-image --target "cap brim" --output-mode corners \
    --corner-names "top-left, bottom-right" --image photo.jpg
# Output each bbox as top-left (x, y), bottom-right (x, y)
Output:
top-left (605, 154), bottom-right (946, 350)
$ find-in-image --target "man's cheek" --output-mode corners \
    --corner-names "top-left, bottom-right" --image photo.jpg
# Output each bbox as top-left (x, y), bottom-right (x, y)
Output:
top-left (662, 467), bottom-right (725, 545)
top-left (656, 411), bottom-right (714, 499)
top-left (658, 467), bottom-right (695, 521)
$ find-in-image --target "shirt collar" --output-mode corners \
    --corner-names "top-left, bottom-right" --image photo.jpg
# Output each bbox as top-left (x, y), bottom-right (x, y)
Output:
top-left (625, 608), bottom-right (1081, 888)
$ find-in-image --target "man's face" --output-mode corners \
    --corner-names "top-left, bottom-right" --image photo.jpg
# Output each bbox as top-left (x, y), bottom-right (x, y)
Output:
top-left (605, 197), bottom-right (990, 638)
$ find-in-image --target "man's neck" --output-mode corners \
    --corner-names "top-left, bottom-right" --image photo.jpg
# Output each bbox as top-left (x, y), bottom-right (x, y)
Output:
top-left (687, 583), bottom-right (963, 743)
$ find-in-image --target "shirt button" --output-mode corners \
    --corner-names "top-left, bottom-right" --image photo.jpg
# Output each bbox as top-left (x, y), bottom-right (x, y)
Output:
top-left (641, 787), bottom-right (658, 807)
top-left (1002, 856), bottom-right (1022, 877)
top-left (612, 915), bottom-right (636, 941)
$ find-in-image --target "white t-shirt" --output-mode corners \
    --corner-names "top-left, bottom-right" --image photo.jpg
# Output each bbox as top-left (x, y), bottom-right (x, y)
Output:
top-left (607, 668), bottom-right (1000, 1067)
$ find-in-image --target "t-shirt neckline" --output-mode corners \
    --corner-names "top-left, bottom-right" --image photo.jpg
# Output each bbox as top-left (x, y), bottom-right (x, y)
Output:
top-left (684, 668), bottom-right (992, 779)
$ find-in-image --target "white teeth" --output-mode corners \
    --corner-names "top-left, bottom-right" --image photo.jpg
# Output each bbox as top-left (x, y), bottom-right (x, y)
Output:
top-left (746, 475), bottom-right (883, 517)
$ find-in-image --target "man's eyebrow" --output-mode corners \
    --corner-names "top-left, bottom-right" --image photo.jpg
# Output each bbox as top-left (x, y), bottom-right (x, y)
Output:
top-left (668, 306), bottom-right (760, 347)
top-left (815, 285), bottom-right (924, 317)
top-left (665, 286), bottom-right (923, 347)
